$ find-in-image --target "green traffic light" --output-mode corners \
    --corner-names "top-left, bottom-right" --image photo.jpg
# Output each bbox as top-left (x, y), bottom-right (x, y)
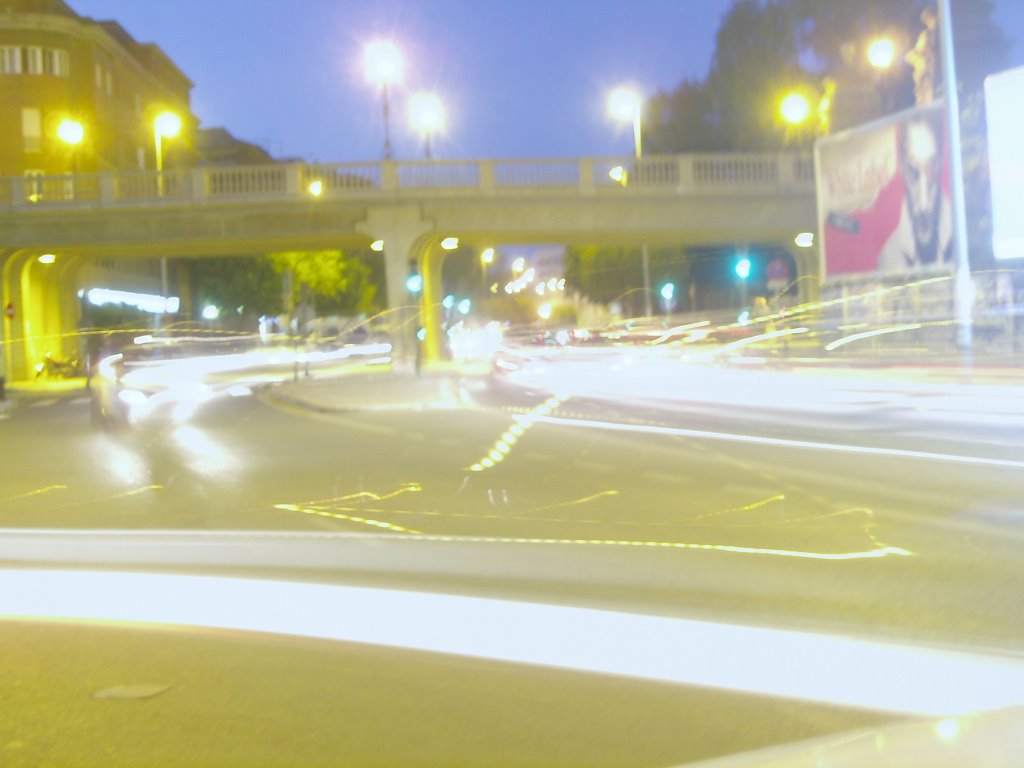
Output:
top-left (735, 257), bottom-right (752, 280)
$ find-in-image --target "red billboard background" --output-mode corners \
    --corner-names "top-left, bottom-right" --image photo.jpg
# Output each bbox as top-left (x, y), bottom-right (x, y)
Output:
top-left (816, 104), bottom-right (952, 278)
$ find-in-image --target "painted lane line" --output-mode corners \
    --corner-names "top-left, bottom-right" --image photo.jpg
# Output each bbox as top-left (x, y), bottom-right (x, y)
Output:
top-left (533, 415), bottom-right (1024, 470)
top-left (3, 568), bottom-right (1024, 718)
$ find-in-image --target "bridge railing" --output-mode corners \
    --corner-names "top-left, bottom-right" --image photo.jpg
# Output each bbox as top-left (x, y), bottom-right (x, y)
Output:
top-left (0, 152), bottom-right (813, 209)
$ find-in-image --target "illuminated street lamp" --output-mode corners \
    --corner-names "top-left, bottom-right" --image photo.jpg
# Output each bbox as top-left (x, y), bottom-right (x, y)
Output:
top-left (867, 37), bottom-right (897, 70)
top-left (607, 84), bottom-right (652, 317)
top-left (56, 119), bottom-right (84, 147)
top-left (363, 40), bottom-right (404, 160)
top-left (56, 118), bottom-right (85, 177)
top-left (480, 247), bottom-right (495, 265)
top-left (408, 90), bottom-right (445, 159)
top-left (153, 110), bottom-right (182, 315)
top-left (779, 92), bottom-right (812, 125)
top-left (153, 111), bottom-right (182, 173)
top-left (607, 86), bottom-right (644, 158)
top-left (37, 253), bottom-right (56, 265)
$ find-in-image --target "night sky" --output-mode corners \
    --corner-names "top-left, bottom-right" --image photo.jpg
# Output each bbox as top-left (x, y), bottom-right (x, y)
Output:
top-left (66, 0), bottom-right (1024, 163)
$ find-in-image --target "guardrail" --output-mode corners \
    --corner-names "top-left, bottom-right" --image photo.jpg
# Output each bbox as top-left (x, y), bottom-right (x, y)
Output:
top-left (0, 152), bottom-right (814, 210)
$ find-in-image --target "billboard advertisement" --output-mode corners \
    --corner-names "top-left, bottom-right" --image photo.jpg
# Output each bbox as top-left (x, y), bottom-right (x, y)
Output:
top-left (986, 65), bottom-right (1024, 262)
top-left (815, 103), bottom-right (953, 278)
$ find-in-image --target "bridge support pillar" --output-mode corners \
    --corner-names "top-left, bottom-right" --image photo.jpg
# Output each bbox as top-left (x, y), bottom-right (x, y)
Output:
top-left (358, 207), bottom-right (435, 375)
top-left (420, 248), bottom-right (446, 366)
top-left (788, 246), bottom-right (821, 306)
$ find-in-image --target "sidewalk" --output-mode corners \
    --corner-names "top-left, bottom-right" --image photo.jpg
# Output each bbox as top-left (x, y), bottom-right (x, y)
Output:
top-left (269, 365), bottom-right (487, 415)
top-left (0, 377), bottom-right (89, 415)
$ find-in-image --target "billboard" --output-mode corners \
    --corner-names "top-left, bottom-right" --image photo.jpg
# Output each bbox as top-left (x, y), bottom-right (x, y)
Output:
top-left (815, 103), bottom-right (953, 278)
top-left (986, 66), bottom-right (1024, 262)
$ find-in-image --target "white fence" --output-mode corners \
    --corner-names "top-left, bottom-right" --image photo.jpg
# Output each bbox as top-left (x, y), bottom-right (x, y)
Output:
top-left (0, 153), bottom-right (814, 209)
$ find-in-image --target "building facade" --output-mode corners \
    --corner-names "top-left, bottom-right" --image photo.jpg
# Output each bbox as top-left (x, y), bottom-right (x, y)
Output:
top-left (0, 0), bottom-right (201, 380)
top-left (0, 0), bottom-right (195, 177)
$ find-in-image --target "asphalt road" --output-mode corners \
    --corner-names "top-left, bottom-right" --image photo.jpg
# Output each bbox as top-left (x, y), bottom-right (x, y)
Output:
top-left (4, 369), bottom-right (1024, 766)
top-left (2, 371), bottom-right (1024, 652)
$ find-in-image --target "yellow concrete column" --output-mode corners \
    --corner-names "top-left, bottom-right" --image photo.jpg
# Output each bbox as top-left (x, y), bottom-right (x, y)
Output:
top-left (420, 246), bottom-right (447, 365)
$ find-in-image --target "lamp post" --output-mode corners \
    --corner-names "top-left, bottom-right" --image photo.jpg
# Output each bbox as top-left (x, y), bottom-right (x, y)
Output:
top-left (56, 118), bottom-right (84, 170)
top-left (153, 111), bottom-right (182, 176)
top-left (153, 111), bottom-right (181, 317)
top-left (607, 85), bottom-right (652, 318)
top-left (937, 0), bottom-right (972, 357)
top-left (408, 91), bottom-right (445, 159)
top-left (56, 119), bottom-right (84, 201)
top-left (363, 40), bottom-right (404, 160)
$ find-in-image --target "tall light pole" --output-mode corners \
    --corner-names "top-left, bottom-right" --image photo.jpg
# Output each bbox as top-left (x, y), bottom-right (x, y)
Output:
top-left (937, 0), bottom-right (972, 357)
top-left (607, 85), bottom-right (652, 317)
top-left (153, 111), bottom-right (182, 176)
top-left (56, 118), bottom-right (84, 170)
top-left (408, 90), bottom-right (445, 159)
top-left (153, 111), bottom-right (182, 313)
top-left (363, 40), bottom-right (404, 160)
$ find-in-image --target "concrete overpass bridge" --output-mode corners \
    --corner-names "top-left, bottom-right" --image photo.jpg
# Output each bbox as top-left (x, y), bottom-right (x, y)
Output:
top-left (0, 152), bottom-right (817, 380)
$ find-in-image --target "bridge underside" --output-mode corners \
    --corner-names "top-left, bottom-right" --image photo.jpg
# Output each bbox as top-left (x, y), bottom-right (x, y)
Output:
top-left (0, 193), bottom-right (818, 381)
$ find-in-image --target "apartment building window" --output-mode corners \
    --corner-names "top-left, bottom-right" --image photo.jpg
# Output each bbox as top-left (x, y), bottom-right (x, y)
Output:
top-left (95, 62), bottom-right (102, 89)
top-left (24, 46), bottom-right (43, 74)
top-left (137, 146), bottom-right (146, 170)
top-left (0, 46), bottom-right (21, 74)
top-left (0, 46), bottom-right (69, 77)
top-left (105, 70), bottom-right (113, 96)
top-left (22, 108), bottom-right (42, 153)
top-left (42, 49), bottom-right (68, 77)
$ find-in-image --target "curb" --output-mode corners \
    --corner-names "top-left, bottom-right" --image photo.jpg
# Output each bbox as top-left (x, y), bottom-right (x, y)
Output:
top-left (264, 375), bottom-right (478, 416)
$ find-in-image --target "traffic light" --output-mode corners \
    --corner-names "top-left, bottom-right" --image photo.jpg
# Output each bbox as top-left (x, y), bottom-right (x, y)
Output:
top-left (660, 282), bottom-right (675, 301)
top-left (734, 257), bottom-right (752, 280)
top-left (406, 259), bottom-right (423, 294)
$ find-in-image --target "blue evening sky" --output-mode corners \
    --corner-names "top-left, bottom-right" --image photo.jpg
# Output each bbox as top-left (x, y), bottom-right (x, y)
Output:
top-left (67, 0), bottom-right (1024, 162)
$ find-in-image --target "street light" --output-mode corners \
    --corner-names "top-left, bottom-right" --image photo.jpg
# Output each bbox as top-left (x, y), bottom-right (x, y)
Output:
top-left (480, 248), bottom-right (495, 265)
top-left (154, 111), bottom-right (182, 172)
top-left (779, 92), bottom-right (812, 125)
top-left (867, 37), bottom-right (897, 70)
top-left (794, 232), bottom-right (815, 249)
top-left (607, 84), bottom-right (652, 317)
top-left (56, 119), bottom-right (84, 179)
top-left (56, 119), bottom-right (84, 147)
top-left (408, 90), bottom-right (445, 159)
top-left (363, 40), bottom-right (404, 160)
top-left (153, 110), bottom-right (182, 318)
top-left (37, 253), bottom-right (56, 265)
top-left (441, 237), bottom-right (459, 251)
top-left (607, 86), bottom-right (644, 158)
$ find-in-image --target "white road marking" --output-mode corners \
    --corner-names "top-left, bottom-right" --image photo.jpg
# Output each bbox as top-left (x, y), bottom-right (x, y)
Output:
top-left (3, 568), bottom-right (1024, 717)
top-left (29, 399), bottom-right (58, 409)
top-left (534, 415), bottom-right (1024, 470)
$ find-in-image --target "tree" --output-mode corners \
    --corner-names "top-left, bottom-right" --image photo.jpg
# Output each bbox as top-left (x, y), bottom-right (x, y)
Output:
top-left (269, 250), bottom-right (379, 316)
top-left (565, 245), bottom-right (690, 315)
top-left (646, 80), bottom-right (724, 154)
top-left (645, 0), bottom-right (1014, 152)
top-left (190, 255), bottom-right (283, 317)
top-left (706, 0), bottom-right (811, 150)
